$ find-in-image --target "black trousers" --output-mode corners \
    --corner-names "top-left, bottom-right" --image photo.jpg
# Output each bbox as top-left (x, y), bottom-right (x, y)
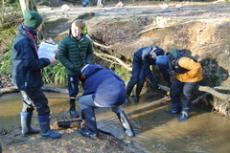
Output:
top-left (23, 88), bottom-right (50, 116)
top-left (170, 79), bottom-right (198, 111)
top-left (67, 75), bottom-right (80, 98)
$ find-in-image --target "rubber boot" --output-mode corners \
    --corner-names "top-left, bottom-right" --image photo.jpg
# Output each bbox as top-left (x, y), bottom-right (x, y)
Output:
top-left (112, 107), bottom-right (135, 137)
top-left (135, 80), bottom-right (144, 103)
top-left (166, 101), bottom-right (182, 115)
top-left (178, 110), bottom-right (189, 122)
top-left (20, 112), bottom-right (40, 136)
top-left (126, 80), bottom-right (136, 96)
top-left (80, 108), bottom-right (97, 138)
top-left (69, 99), bottom-right (79, 118)
top-left (38, 115), bottom-right (61, 139)
top-left (166, 106), bottom-right (181, 115)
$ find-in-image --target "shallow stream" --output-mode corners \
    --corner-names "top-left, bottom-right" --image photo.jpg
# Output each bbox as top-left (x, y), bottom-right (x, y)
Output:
top-left (0, 93), bottom-right (230, 153)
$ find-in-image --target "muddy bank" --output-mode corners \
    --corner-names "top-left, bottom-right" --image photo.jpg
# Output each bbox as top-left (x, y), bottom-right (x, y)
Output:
top-left (0, 129), bottom-right (143, 153)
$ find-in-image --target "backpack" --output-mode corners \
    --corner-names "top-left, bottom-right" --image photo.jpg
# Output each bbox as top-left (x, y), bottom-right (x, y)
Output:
top-left (167, 49), bottom-right (197, 74)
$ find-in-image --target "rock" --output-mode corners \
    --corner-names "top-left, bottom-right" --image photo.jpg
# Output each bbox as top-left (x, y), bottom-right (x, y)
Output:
top-left (159, 3), bottom-right (169, 9)
top-left (115, 2), bottom-right (124, 8)
top-left (61, 4), bottom-right (71, 11)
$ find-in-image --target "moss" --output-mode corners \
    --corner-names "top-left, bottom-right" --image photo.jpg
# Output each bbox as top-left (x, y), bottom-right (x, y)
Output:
top-left (113, 65), bottom-right (131, 83)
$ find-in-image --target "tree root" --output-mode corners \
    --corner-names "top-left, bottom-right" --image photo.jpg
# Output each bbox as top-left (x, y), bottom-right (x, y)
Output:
top-left (94, 51), bottom-right (132, 71)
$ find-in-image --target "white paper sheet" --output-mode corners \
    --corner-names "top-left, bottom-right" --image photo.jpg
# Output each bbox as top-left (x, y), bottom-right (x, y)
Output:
top-left (37, 42), bottom-right (58, 60)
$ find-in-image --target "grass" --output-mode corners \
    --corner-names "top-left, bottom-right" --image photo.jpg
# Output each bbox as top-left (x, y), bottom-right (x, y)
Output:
top-left (43, 62), bottom-right (67, 87)
top-left (113, 65), bottom-right (131, 83)
top-left (0, 26), bottom-right (17, 79)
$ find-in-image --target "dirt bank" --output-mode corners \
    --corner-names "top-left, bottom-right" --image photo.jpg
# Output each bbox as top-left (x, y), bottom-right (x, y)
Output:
top-left (42, 1), bottom-right (230, 85)
top-left (0, 128), bottom-right (143, 153)
top-left (43, 2), bottom-right (230, 115)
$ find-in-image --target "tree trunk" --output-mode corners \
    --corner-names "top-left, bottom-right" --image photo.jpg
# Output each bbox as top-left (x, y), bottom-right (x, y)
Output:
top-left (19, 0), bottom-right (45, 41)
top-left (19, 0), bottom-right (37, 15)
top-left (0, 86), bottom-right (68, 96)
top-left (0, 0), bottom-right (5, 25)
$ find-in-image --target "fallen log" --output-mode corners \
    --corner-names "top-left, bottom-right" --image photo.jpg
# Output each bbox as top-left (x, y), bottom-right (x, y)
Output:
top-left (42, 86), bottom-right (68, 94)
top-left (0, 86), bottom-right (68, 95)
top-left (158, 84), bottom-right (230, 101)
top-left (0, 86), bottom-right (18, 95)
top-left (198, 86), bottom-right (230, 101)
top-left (191, 93), bottom-right (209, 104)
top-left (158, 84), bottom-right (230, 117)
top-left (129, 96), bottom-right (170, 112)
top-left (214, 86), bottom-right (230, 91)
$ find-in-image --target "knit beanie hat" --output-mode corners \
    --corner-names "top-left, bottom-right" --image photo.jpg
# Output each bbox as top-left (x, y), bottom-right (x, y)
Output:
top-left (23, 10), bottom-right (43, 29)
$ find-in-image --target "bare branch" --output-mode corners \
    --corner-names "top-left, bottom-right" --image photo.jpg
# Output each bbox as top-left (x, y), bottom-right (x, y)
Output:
top-left (93, 41), bottom-right (112, 49)
top-left (94, 51), bottom-right (132, 71)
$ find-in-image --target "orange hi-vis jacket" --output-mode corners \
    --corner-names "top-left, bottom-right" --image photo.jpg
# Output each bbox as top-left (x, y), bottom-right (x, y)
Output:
top-left (176, 57), bottom-right (203, 83)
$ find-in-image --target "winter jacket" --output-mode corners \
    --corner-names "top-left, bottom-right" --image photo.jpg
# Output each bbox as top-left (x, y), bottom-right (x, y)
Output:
top-left (175, 57), bottom-right (203, 83)
top-left (58, 33), bottom-right (93, 75)
top-left (12, 25), bottom-right (50, 90)
top-left (133, 46), bottom-right (164, 63)
top-left (81, 64), bottom-right (126, 107)
top-left (132, 46), bottom-right (164, 81)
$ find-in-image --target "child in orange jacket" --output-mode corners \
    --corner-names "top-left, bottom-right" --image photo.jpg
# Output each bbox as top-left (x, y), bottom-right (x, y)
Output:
top-left (156, 49), bottom-right (203, 121)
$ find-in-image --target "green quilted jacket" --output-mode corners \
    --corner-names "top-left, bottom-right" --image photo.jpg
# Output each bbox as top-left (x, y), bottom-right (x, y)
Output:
top-left (58, 34), bottom-right (93, 75)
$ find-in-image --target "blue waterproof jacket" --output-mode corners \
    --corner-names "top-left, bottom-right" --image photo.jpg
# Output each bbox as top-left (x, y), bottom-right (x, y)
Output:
top-left (81, 64), bottom-right (126, 107)
top-left (133, 46), bottom-right (164, 64)
top-left (12, 25), bottom-right (50, 90)
top-left (132, 46), bottom-right (164, 81)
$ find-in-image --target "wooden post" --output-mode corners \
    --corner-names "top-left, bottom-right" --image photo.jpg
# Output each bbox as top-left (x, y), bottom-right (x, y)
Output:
top-left (19, 0), bottom-right (37, 15)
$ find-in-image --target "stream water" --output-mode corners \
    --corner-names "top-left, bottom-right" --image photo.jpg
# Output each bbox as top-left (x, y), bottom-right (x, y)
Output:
top-left (0, 93), bottom-right (230, 153)
top-left (0, 92), bottom-right (68, 130)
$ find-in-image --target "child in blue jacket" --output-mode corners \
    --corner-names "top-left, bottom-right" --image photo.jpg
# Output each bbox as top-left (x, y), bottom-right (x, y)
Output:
top-left (126, 46), bottom-right (170, 103)
top-left (12, 10), bottom-right (61, 139)
top-left (79, 64), bottom-right (135, 138)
